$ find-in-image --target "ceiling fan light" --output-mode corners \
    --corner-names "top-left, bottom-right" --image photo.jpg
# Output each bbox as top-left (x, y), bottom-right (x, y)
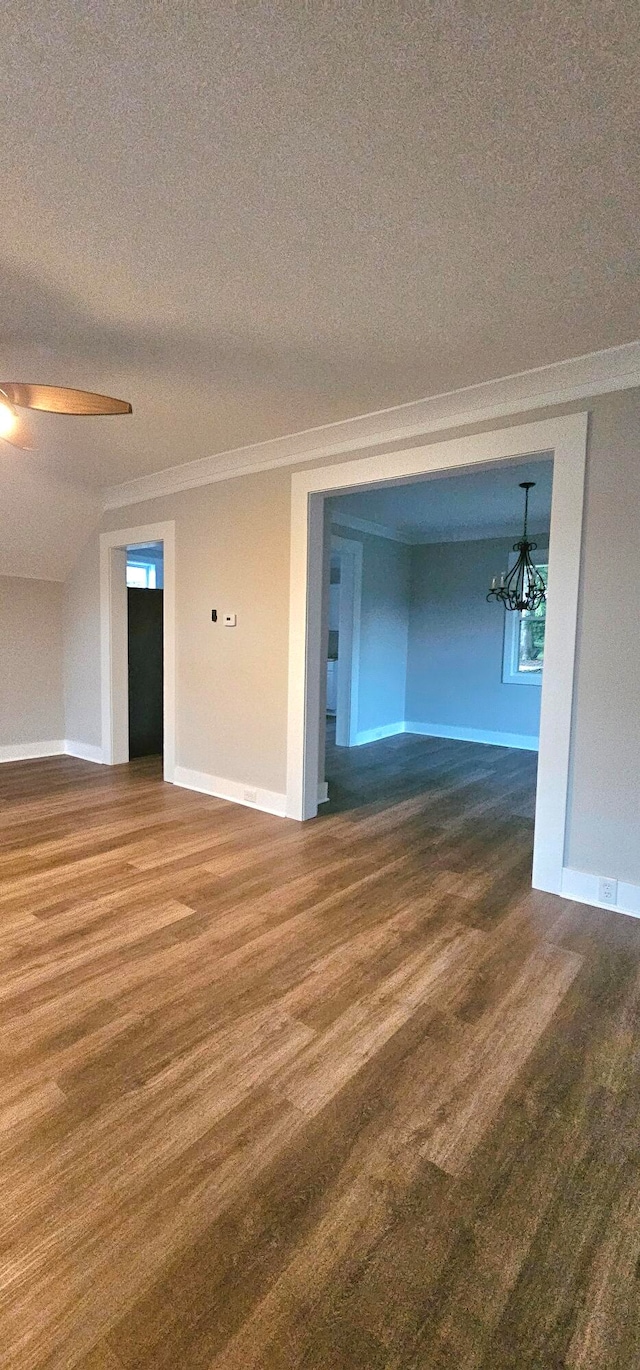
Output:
top-left (0, 394), bottom-right (18, 439)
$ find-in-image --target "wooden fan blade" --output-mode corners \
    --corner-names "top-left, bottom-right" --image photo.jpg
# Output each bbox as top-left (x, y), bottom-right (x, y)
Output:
top-left (0, 383), bottom-right (132, 416)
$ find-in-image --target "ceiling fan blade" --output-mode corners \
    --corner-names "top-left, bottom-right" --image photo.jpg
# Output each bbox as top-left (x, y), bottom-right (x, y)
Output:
top-left (0, 383), bottom-right (132, 416)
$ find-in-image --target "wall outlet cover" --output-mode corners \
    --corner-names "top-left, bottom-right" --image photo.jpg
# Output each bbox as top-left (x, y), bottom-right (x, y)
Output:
top-left (224, 613), bottom-right (237, 626)
top-left (598, 877), bottom-right (618, 905)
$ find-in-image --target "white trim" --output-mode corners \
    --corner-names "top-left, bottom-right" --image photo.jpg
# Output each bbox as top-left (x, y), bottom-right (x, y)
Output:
top-left (173, 765), bottom-right (286, 818)
top-left (64, 740), bottom-right (104, 763)
top-left (286, 413), bottom-right (588, 898)
top-left (317, 780), bottom-right (330, 804)
top-left (100, 521), bottom-right (176, 781)
top-left (404, 721), bottom-right (539, 751)
top-left (354, 722), bottom-right (406, 746)
top-left (331, 514), bottom-right (416, 545)
top-left (0, 739), bottom-right (106, 765)
top-left (345, 720), bottom-right (539, 749)
top-left (0, 740), bottom-right (65, 763)
top-left (104, 340), bottom-right (639, 509)
top-left (561, 868), bottom-right (640, 920)
top-left (331, 535), bottom-right (363, 748)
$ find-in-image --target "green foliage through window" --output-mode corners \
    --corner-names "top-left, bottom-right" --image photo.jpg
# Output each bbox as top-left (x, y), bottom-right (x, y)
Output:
top-left (517, 564), bottom-right (547, 672)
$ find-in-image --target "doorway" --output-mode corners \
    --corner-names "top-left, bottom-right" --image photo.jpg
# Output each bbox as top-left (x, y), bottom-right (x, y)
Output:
top-left (285, 413), bottom-right (588, 898)
top-left (326, 536), bottom-right (362, 748)
top-left (321, 461), bottom-right (552, 827)
top-left (127, 541), bottom-right (164, 759)
top-left (100, 520), bottom-right (176, 780)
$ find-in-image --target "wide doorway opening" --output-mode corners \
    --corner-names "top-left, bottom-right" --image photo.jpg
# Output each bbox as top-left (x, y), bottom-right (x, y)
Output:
top-left (286, 414), bottom-right (588, 896)
top-left (320, 459), bottom-right (551, 824)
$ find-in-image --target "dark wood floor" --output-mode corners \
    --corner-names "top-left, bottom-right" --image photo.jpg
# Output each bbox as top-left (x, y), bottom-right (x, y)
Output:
top-left (1, 735), bottom-right (640, 1369)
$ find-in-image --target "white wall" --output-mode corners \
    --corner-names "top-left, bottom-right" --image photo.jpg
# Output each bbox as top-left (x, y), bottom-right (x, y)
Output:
top-left (62, 386), bottom-right (640, 887)
top-left (0, 576), bottom-right (64, 750)
top-left (405, 537), bottom-right (544, 745)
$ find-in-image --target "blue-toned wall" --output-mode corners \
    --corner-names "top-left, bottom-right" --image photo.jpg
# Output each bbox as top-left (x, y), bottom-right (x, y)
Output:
top-left (405, 537), bottom-right (544, 743)
top-left (332, 527), bottom-right (411, 739)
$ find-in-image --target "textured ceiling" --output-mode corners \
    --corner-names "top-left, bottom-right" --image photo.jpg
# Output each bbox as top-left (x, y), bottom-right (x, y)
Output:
top-left (1, 0), bottom-right (639, 504)
top-left (330, 457), bottom-right (553, 542)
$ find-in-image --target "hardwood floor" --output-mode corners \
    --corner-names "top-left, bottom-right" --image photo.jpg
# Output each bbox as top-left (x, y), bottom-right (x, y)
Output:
top-left (1, 736), bottom-right (640, 1368)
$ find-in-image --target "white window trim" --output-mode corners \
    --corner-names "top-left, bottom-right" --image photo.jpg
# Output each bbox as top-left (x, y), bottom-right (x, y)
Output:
top-left (126, 559), bottom-right (157, 589)
top-left (502, 547), bottom-right (548, 686)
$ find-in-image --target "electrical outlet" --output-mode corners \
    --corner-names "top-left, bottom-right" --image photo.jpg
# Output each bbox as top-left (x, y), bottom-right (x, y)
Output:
top-left (598, 877), bottom-right (618, 905)
top-left (243, 788), bottom-right (257, 804)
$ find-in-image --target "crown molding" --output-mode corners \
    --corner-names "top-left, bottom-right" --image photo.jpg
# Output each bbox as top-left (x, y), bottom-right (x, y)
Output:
top-left (330, 513), bottom-right (416, 544)
top-left (103, 339), bottom-right (640, 510)
top-left (331, 512), bottom-right (551, 546)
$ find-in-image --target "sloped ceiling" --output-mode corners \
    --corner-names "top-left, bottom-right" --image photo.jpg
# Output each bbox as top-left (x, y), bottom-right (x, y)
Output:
top-left (1, 2), bottom-right (639, 577)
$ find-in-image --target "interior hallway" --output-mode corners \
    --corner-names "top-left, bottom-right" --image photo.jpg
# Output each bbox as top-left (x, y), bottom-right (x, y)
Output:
top-left (1, 740), bottom-right (640, 1368)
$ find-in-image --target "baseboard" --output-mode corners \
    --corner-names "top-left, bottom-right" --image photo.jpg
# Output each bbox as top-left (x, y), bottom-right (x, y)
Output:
top-left (561, 867), bottom-right (640, 920)
top-left (352, 721), bottom-right (539, 750)
top-left (404, 721), bottom-right (539, 751)
top-left (0, 739), bottom-right (65, 763)
top-left (354, 722), bottom-right (405, 746)
top-left (173, 765), bottom-right (287, 818)
top-left (317, 781), bottom-right (330, 804)
top-left (64, 740), bottom-right (104, 764)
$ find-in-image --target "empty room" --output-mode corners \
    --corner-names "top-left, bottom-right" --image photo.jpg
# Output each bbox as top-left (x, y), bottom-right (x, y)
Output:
top-left (1, 4), bottom-right (639, 1368)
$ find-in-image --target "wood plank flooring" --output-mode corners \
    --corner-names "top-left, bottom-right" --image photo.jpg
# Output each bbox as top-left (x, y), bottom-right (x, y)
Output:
top-left (1, 733), bottom-right (640, 1368)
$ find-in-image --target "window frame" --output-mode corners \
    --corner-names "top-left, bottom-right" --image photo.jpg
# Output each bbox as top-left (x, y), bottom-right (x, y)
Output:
top-left (502, 547), bottom-right (548, 687)
top-left (126, 559), bottom-right (157, 589)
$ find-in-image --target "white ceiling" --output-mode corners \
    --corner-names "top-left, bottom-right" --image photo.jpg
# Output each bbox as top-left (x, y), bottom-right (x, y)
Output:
top-left (1, 2), bottom-right (638, 576)
top-left (329, 458), bottom-right (553, 543)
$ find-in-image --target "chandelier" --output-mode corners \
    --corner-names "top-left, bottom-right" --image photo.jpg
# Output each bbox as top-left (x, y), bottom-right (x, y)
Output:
top-left (487, 481), bottom-right (547, 613)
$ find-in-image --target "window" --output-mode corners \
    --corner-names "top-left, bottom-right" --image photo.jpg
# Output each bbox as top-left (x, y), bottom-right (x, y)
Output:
top-left (126, 560), bottom-right (157, 589)
top-left (502, 554), bottom-right (548, 686)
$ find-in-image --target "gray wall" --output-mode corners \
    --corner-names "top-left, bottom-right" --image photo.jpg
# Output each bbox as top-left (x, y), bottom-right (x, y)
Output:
top-left (566, 395), bottom-right (640, 883)
top-left (63, 537), bottom-right (102, 748)
top-left (332, 528), bottom-right (410, 736)
top-left (63, 386), bottom-right (640, 885)
top-left (0, 576), bottom-right (64, 745)
top-left (67, 467), bottom-right (292, 790)
top-left (406, 538), bottom-right (542, 742)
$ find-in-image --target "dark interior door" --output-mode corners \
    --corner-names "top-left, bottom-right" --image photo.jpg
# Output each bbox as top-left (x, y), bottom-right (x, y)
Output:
top-left (128, 588), bottom-right (164, 758)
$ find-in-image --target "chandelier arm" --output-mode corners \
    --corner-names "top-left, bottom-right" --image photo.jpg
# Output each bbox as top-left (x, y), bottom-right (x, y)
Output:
top-left (486, 479), bottom-right (547, 612)
top-left (494, 539), bottom-right (546, 612)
